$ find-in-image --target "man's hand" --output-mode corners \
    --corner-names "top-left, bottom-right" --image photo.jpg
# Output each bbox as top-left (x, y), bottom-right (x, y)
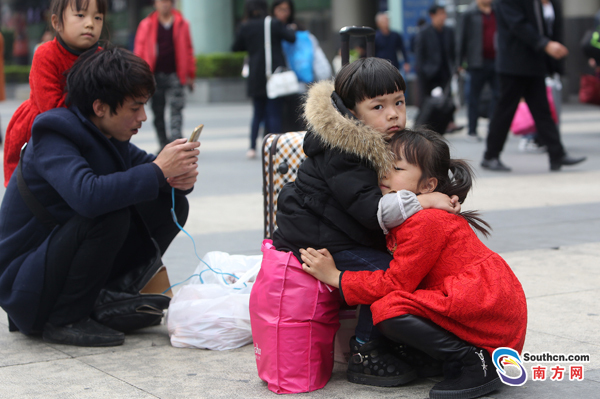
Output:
top-left (418, 192), bottom-right (461, 214)
top-left (545, 41), bottom-right (568, 60)
top-left (153, 138), bottom-right (200, 179)
top-left (167, 169), bottom-right (198, 190)
top-left (300, 248), bottom-right (341, 288)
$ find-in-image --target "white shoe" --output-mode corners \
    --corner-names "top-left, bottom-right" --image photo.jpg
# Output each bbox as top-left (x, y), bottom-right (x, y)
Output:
top-left (246, 149), bottom-right (256, 159)
top-left (518, 137), bottom-right (546, 153)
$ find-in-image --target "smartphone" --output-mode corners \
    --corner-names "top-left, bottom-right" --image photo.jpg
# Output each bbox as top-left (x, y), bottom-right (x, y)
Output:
top-left (189, 124), bottom-right (204, 142)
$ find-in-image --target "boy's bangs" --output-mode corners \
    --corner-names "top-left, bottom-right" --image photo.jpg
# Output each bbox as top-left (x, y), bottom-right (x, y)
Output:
top-left (359, 72), bottom-right (406, 100)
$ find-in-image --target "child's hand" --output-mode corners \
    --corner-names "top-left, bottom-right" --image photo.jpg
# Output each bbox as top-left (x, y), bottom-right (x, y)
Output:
top-left (300, 248), bottom-right (341, 288)
top-left (418, 192), bottom-right (461, 214)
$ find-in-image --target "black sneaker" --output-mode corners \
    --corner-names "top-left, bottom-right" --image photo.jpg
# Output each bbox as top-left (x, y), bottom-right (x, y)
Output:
top-left (429, 348), bottom-right (503, 399)
top-left (347, 336), bottom-right (418, 387)
top-left (43, 318), bottom-right (125, 347)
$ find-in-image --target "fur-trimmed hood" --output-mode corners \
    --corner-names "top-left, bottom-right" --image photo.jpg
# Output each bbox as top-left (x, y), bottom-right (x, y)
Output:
top-left (303, 80), bottom-right (395, 177)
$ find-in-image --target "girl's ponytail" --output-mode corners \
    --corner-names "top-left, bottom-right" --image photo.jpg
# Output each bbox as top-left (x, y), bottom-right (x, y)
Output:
top-left (447, 160), bottom-right (491, 237)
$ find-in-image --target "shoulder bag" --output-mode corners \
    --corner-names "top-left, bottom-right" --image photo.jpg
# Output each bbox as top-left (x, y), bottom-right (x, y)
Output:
top-left (265, 16), bottom-right (299, 99)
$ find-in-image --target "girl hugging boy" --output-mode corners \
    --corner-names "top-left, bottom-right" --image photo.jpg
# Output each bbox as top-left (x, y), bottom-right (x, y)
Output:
top-left (301, 128), bottom-right (528, 399)
top-left (273, 57), bottom-right (462, 387)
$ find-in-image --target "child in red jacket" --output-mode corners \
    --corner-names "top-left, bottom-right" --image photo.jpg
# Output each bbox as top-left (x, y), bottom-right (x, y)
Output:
top-left (301, 128), bottom-right (527, 399)
top-left (3, 0), bottom-right (106, 186)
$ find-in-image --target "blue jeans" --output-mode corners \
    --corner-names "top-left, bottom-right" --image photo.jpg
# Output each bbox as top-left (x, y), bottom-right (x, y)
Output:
top-left (250, 96), bottom-right (283, 150)
top-left (332, 246), bottom-right (393, 342)
top-left (467, 60), bottom-right (499, 135)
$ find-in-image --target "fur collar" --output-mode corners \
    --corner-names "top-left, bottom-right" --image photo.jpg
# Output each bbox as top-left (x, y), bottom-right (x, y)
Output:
top-left (303, 80), bottom-right (394, 177)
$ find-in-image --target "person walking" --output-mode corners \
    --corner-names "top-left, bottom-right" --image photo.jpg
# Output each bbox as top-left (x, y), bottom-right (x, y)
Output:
top-left (375, 12), bottom-right (411, 75)
top-left (134, 0), bottom-right (195, 150)
top-left (414, 5), bottom-right (461, 133)
top-left (232, 0), bottom-right (295, 159)
top-left (481, 0), bottom-right (585, 172)
top-left (457, 0), bottom-right (499, 142)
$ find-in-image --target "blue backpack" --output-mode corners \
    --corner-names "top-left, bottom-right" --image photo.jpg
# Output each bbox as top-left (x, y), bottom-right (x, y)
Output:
top-left (282, 31), bottom-right (314, 83)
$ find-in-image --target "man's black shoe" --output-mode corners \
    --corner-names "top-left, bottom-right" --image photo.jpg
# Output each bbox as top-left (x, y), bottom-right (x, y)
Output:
top-left (43, 318), bottom-right (125, 347)
top-left (550, 155), bottom-right (587, 171)
top-left (481, 158), bottom-right (511, 172)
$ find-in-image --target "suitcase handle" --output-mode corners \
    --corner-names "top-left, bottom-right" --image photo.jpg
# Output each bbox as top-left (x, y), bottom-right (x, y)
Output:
top-left (339, 26), bottom-right (375, 66)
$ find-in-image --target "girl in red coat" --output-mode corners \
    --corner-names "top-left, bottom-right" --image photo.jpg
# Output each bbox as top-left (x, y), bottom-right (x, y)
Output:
top-left (300, 128), bottom-right (527, 399)
top-left (3, 0), bottom-right (107, 186)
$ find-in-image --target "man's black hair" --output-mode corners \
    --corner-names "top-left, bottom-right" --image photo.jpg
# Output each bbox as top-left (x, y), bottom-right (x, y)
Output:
top-left (66, 47), bottom-right (156, 117)
top-left (428, 4), bottom-right (445, 15)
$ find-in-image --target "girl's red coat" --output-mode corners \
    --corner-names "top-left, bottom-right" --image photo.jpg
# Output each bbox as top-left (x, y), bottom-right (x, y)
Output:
top-left (3, 38), bottom-right (78, 186)
top-left (341, 209), bottom-right (527, 355)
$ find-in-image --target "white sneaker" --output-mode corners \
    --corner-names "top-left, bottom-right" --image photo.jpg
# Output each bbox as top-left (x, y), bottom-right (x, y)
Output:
top-left (518, 137), bottom-right (546, 153)
top-left (246, 149), bottom-right (256, 159)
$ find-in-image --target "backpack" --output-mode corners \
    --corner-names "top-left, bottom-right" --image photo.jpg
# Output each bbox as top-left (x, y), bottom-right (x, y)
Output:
top-left (581, 28), bottom-right (600, 63)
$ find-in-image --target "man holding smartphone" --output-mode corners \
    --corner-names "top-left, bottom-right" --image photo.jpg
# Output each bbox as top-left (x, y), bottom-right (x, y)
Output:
top-left (0, 48), bottom-right (199, 347)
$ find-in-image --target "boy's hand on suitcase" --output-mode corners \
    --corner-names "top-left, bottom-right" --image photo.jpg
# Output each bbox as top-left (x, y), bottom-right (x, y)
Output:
top-left (154, 138), bottom-right (200, 179)
top-left (300, 248), bottom-right (341, 288)
top-left (418, 192), bottom-right (461, 214)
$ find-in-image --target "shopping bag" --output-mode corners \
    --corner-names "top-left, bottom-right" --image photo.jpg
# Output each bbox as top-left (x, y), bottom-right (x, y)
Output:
top-left (511, 86), bottom-right (558, 135)
top-left (283, 30), bottom-right (314, 83)
top-left (249, 240), bottom-right (341, 394)
top-left (510, 102), bottom-right (536, 135)
top-left (166, 252), bottom-right (261, 351)
top-left (579, 74), bottom-right (600, 105)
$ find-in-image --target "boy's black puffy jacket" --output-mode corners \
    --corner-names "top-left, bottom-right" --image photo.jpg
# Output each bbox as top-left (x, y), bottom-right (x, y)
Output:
top-left (273, 81), bottom-right (395, 258)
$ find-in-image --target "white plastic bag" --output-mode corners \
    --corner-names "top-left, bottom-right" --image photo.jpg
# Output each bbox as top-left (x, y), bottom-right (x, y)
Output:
top-left (166, 251), bottom-right (261, 350)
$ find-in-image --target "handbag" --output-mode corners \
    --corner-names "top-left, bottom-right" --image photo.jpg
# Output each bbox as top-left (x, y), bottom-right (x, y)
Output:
top-left (579, 74), bottom-right (600, 105)
top-left (511, 86), bottom-right (558, 135)
top-left (16, 145), bottom-right (172, 333)
top-left (265, 16), bottom-right (299, 99)
top-left (249, 240), bottom-right (341, 394)
top-left (166, 251), bottom-right (261, 351)
top-left (92, 254), bottom-right (173, 332)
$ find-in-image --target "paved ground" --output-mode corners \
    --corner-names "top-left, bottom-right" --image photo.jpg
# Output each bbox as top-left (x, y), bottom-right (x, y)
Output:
top-left (0, 96), bottom-right (599, 398)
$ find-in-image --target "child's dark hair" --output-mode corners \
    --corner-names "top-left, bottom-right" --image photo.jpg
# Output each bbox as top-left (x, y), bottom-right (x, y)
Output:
top-left (389, 128), bottom-right (491, 236)
top-left (66, 47), bottom-right (156, 117)
top-left (244, 0), bottom-right (268, 20)
top-left (271, 0), bottom-right (295, 24)
top-left (334, 58), bottom-right (406, 110)
top-left (51, 0), bottom-right (108, 31)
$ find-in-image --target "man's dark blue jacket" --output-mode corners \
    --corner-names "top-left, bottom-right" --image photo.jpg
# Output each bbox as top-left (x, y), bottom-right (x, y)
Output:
top-left (0, 106), bottom-right (165, 334)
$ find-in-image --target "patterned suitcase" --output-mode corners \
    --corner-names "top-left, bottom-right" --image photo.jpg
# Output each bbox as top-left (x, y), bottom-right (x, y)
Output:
top-left (262, 132), bottom-right (307, 239)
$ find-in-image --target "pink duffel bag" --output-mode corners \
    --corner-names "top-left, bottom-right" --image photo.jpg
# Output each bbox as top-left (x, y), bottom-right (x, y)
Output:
top-left (250, 239), bottom-right (341, 394)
